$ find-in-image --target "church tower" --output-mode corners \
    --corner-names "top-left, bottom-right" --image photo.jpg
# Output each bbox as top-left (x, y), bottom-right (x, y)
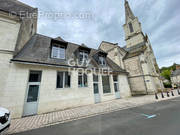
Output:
top-left (122, 0), bottom-right (164, 95)
top-left (123, 0), bottom-right (145, 48)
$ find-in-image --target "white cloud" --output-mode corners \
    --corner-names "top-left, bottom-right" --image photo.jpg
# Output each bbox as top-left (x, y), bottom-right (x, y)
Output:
top-left (19, 0), bottom-right (180, 68)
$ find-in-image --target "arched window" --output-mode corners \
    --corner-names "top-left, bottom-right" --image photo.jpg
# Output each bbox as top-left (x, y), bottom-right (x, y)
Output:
top-left (129, 22), bottom-right (134, 33)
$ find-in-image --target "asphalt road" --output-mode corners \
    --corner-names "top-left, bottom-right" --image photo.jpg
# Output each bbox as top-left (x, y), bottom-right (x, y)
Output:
top-left (13, 97), bottom-right (180, 135)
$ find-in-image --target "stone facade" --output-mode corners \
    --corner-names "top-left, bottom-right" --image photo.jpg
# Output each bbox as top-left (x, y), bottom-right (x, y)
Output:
top-left (0, 0), bottom-right (131, 118)
top-left (0, 60), bottom-right (131, 118)
top-left (0, 0), bottom-right (164, 119)
top-left (171, 75), bottom-right (180, 88)
top-left (100, 0), bottom-right (164, 95)
top-left (171, 65), bottom-right (180, 88)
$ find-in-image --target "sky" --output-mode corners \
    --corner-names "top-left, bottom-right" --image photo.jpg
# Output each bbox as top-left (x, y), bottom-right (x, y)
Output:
top-left (19, 0), bottom-right (180, 68)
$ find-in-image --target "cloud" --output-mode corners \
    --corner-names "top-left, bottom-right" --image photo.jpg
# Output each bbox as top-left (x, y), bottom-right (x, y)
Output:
top-left (19, 0), bottom-right (180, 68)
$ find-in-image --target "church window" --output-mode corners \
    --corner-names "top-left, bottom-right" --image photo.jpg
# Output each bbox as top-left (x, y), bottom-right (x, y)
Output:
top-left (129, 22), bottom-right (134, 33)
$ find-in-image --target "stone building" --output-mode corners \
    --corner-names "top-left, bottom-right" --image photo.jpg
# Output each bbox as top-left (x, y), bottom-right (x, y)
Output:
top-left (0, 0), bottom-right (164, 118)
top-left (0, 0), bottom-right (131, 118)
top-left (171, 64), bottom-right (180, 88)
top-left (100, 0), bottom-right (164, 95)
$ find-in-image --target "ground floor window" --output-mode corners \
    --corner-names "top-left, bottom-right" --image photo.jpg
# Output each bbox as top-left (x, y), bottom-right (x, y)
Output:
top-left (57, 72), bottom-right (71, 88)
top-left (78, 73), bottom-right (88, 87)
top-left (102, 75), bottom-right (111, 93)
top-left (93, 74), bottom-right (99, 94)
top-left (113, 75), bottom-right (119, 92)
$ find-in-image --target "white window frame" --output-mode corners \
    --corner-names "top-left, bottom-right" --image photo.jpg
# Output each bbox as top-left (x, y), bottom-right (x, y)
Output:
top-left (113, 75), bottom-right (119, 92)
top-left (57, 72), bottom-right (71, 89)
top-left (102, 75), bottom-right (111, 94)
top-left (99, 56), bottom-right (106, 66)
top-left (78, 72), bottom-right (88, 87)
top-left (51, 46), bottom-right (65, 59)
top-left (79, 51), bottom-right (89, 62)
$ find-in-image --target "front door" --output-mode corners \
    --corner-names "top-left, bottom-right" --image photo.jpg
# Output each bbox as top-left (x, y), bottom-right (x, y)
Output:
top-left (93, 75), bottom-right (100, 103)
top-left (23, 71), bottom-right (42, 116)
top-left (113, 75), bottom-right (120, 99)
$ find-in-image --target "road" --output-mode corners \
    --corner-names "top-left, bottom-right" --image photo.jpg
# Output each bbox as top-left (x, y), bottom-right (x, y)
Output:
top-left (13, 97), bottom-right (180, 135)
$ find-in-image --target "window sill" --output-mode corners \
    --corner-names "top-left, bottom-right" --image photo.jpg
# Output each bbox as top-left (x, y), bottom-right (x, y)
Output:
top-left (103, 93), bottom-right (113, 96)
top-left (56, 87), bottom-right (71, 90)
top-left (51, 57), bottom-right (66, 60)
top-left (78, 86), bottom-right (89, 88)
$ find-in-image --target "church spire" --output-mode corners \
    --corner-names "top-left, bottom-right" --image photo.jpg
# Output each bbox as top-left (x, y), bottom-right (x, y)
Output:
top-left (124, 0), bottom-right (135, 23)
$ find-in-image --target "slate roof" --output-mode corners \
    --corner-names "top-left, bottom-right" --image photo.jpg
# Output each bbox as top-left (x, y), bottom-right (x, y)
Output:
top-left (12, 34), bottom-right (127, 73)
top-left (123, 42), bottom-right (147, 60)
top-left (171, 69), bottom-right (180, 77)
top-left (0, 0), bottom-right (36, 17)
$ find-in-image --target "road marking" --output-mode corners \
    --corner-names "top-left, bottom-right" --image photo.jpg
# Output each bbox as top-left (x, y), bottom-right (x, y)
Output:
top-left (141, 114), bottom-right (157, 119)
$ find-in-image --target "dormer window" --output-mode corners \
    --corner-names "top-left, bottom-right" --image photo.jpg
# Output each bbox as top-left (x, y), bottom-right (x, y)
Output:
top-left (79, 50), bottom-right (89, 62)
top-left (129, 22), bottom-right (134, 33)
top-left (51, 45), bottom-right (65, 59)
top-left (99, 56), bottom-right (106, 66)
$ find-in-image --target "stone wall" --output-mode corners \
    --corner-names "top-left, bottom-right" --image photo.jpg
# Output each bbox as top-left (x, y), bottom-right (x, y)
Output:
top-left (0, 12), bottom-right (20, 51)
top-left (171, 75), bottom-right (180, 87)
top-left (128, 77), bottom-right (146, 95)
top-left (0, 58), bottom-right (131, 118)
top-left (14, 9), bottom-right (38, 56)
top-left (99, 42), bottom-right (115, 52)
top-left (123, 17), bottom-right (144, 48)
top-left (124, 56), bottom-right (142, 76)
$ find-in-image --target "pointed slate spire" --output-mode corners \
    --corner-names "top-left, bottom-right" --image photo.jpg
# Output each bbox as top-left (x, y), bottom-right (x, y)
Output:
top-left (124, 0), bottom-right (135, 23)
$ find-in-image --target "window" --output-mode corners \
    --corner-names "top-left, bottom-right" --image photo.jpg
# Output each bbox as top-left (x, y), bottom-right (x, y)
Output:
top-left (79, 51), bottom-right (89, 62)
top-left (30, 23), bottom-right (33, 35)
top-left (102, 75), bottom-right (111, 93)
top-left (129, 22), bottom-right (134, 33)
top-left (113, 75), bottom-right (119, 92)
top-left (57, 72), bottom-right (71, 88)
top-left (99, 56), bottom-right (106, 66)
top-left (93, 74), bottom-right (99, 94)
top-left (78, 73), bottom-right (88, 87)
top-left (27, 85), bottom-right (39, 102)
top-left (29, 71), bottom-right (41, 82)
top-left (51, 46), bottom-right (65, 59)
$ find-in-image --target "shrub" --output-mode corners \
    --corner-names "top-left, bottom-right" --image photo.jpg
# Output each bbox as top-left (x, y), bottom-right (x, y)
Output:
top-left (163, 82), bottom-right (172, 88)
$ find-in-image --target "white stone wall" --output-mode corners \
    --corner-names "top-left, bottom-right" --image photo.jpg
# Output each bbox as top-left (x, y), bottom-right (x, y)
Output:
top-left (118, 74), bottom-right (131, 98)
top-left (0, 14), bottom-right (20, 51)
top-left (0, 63), bottom-right (97, 118)
top-left (0, 59), bottom-right (132, 118)
top-left (38, 69), bottom-right (94, 114)
top-left (0, 54), bottom-right (29, 118)
top-left (128, 77), bottom-right (146, 94)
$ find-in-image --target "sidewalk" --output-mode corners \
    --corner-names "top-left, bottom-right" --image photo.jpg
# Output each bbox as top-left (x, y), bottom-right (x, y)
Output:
top-left (7, 90), bottom-right (180, 134)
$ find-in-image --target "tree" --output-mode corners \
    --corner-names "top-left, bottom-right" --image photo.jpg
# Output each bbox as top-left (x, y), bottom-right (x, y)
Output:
top-left (161, 69), bottom-right (171, 81)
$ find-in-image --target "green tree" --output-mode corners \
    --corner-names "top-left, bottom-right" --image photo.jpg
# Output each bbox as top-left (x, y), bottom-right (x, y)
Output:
top-left (161, 69), bottom-right (171, 81)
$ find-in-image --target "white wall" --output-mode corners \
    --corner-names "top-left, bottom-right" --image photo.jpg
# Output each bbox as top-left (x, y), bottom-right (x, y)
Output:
top-left (0, 15), bottom-right (20, 51)
top-left (0, 61), bottom-right (132, 118)
top-left (118, 74), bottom-right (131, 98)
